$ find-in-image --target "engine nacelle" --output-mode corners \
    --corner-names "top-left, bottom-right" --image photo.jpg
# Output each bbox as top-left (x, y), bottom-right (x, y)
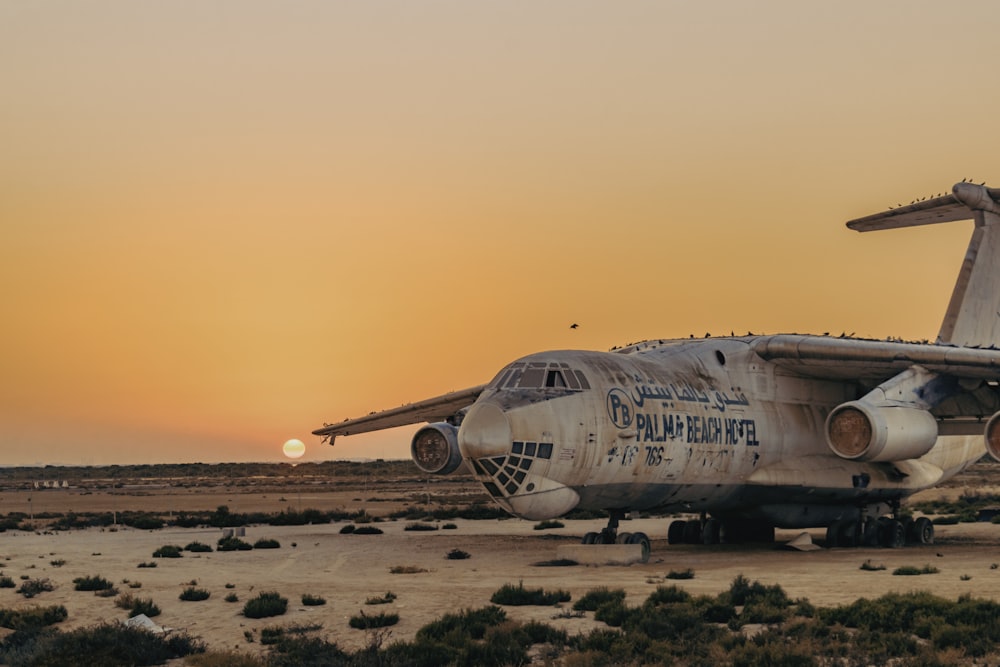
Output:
top-left (984, 412), bottom-right (1000, 463)
top-left (826, 401), bottom-right (938, 462)
top-left (410, 423), bottom-right (464, 475)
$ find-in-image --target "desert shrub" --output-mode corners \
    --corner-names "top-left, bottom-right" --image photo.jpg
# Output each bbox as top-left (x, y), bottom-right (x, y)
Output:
top-left (180, 587), bottom-right (211, 601)
top-left (573, 587), bottom-right (626, 612)
top-left (491, 581), bottom-right (571, 606)
top-left (442, 522), bottom-right (457, 529)
top-left (365, 592), bottom-right (396, 605)
top-left (593, 599), bottom-right (632, 627)
top-left (225, 593), bottom-right (239, 603)
top-left (217, 536), bottom-right (253, 551)
top-left (17, 578), bottom-right (54, 598)
top-left (153, 545), bottom-right (182, 558)
top-left (404, 522), bottom-right (438, 531)
top-left (301, 593), bottom-right (325, 606)
top-left (417, 605), bottom-right (506, 642)
top-left (185, 650), bottom-right (266, 666)
top-left (0, 621), bottom-right (204, 665)
top-left (117, 593), bottom-right (161, 618)
top-left (338, 524), bottom-right (356, 534)
top-left (73, 574), bottom-right (114, 592)
top-left (389, 565), bottom-right (427, 574)
top-left (665, 568), bottom-right (695, 580)
top-left (348, 610), bottom-right (399, 629)
top-left (0, 575), bottom-right (15, 588)
top-left (725, 574), bottom-right (790, 608)
top-left (137, 561), bottom-right (157, 568)
top-left (352, 525), bottom-right (383, 535)
top-left (0, 604), bottom-right (67, 630)
top-left (533, 558), bottom-right (578, 567)
top-left (647, 585), bottom-right (691, 605)
top-left (265, 636), bottom-right (349, 667)
top-left (184, 541), bottom-right (213, 553)
top-left (446, 549), bottom-right (470, 560)
top-left (860, 559), bottom-right (886, 571)
top-left (49, 559), bottom-right (66, 568)
top-left (243, 591), bottom-right (287, 619)
top-left (124, 514), bottom-right (164, 530)
top-left (533, 519), bottom-right (565, 530)
top-left (253, 538), bottom-right (280, 549)
top-left (892, 564), bottom-right (939, 576)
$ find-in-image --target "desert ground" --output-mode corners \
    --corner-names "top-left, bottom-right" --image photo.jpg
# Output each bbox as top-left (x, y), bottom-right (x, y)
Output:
top-left (1, 461), bottom-right (1000, 659)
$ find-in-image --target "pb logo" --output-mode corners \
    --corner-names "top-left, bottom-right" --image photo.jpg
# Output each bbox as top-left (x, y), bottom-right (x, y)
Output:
top-left (607, 388), bottom-right (634, 429)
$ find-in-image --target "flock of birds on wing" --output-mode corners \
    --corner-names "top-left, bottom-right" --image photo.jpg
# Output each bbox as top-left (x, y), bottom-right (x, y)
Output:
top-left (887, 177), bottom-right (988, 209)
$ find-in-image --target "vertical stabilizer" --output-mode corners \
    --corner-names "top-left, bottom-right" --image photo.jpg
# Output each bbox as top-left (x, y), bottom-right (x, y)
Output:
top-left (847, 182), bottom-right (1000, 348)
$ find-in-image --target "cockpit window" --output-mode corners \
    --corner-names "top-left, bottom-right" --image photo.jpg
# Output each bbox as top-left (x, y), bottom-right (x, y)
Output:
top-left (489, 361), bottom-right (589, 390)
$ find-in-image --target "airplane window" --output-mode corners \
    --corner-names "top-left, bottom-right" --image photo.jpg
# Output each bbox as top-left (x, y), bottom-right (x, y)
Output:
top-left (538, 443), bottom-right (553, 459)
top-left (471, 460), bottom-right (487, 476)
top-left (484, 482), bottom-right (502, 498)
top-left (505, 369), bottom-right (523, 388)
top-left (519, 459), bottom-right (531, 470)
top-left (574, 370), bottom-right (591, 390)
top-left (481, 459), bottom-right (499, 476)
top-left (505, 481), bottom-right (519, 494)
top-left (565, 371), bottom-right (580, 390)
top-left (497, 472), bottom-right (510, 485)
top-left (512, 442), bottom-right (523, 454)
top-left (514, 470), bottom-right (526, 483)
top-left (545, 370), bottom-right (566, 387)
top-left (520, 368), bottom-right (545, 387)
top-left (509, 456), bottom-right (521, 467)
top-left (525, 442), bottom-right (537, 457)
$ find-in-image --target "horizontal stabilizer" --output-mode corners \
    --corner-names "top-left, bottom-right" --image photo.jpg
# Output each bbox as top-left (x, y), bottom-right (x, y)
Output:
top-left (847, 183), bottom-right (1000, 232)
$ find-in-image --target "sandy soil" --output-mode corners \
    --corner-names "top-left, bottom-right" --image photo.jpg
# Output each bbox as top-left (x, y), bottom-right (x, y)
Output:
top-left (2, 515), bottom-right (1000, 659)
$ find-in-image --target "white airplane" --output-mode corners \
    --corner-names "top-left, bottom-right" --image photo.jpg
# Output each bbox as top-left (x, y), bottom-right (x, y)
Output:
top-left (314, 182), bottom-right (1000, 554)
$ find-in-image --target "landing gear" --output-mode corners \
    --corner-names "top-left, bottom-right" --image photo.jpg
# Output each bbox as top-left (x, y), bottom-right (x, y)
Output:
top-left (826, 507), bottom-right (934, 549)
top-left (667, 517), bottom-right (774, 545)
top-left (578, 511), bottom-right (650, 562)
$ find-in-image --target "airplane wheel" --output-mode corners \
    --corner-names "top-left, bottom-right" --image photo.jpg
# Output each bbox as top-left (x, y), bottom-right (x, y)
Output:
top-left (667, 520), bottom-right (686, 545)
top-left (627, 532), bottom-right (651, 563)
top-left (909, 517), bottom-right (934, 545)
top-left (861, 520), bottom-right (880, 547)
top-left (702, 519), bottom-right (721, 545)
top-left (880, 519), bottom-right (905, 548)
top-left (682, 520), bottom-right (702, 544)
top-left (825, 521), bottom-right (843, 548)
top-left (838, 520), bottom-right (859, 547)
top-left (616, 532), bottom-right (633, 545)
top-left (582, 532), bottom-right (599, 545)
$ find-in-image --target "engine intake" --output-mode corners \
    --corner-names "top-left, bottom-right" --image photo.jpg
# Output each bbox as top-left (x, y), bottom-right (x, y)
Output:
top-left (826, 401), bottom-right (938, 462)
top-left (410, 423), bottom-right (464, 475)
top-left (984, 412), bottom-right (1000, 463)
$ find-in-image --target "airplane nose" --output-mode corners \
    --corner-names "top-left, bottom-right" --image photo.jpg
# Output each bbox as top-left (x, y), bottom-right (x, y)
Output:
top-left (458, 400), bottom-right (511, 459)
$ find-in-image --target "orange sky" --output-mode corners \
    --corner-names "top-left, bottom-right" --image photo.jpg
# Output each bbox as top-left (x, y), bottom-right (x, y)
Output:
top-left (2, 2), bottom-right (999, 465)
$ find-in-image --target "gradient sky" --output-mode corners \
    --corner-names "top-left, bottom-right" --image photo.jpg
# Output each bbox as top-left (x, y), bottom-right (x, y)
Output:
top-left (3, 1), bottom-right (999, 465)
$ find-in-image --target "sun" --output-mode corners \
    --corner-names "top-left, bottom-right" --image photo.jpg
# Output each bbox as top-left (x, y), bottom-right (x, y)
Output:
top-left (282, 438), bottom-right (306, 460)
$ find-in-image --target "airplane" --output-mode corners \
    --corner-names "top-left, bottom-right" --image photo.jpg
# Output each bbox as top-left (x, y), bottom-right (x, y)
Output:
top-left (314, 181), bottom-right (1000, 557)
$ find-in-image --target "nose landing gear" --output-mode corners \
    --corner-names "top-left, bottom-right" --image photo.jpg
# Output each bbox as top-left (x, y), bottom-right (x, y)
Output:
top-left (580, 510), bottom-right (651, 561)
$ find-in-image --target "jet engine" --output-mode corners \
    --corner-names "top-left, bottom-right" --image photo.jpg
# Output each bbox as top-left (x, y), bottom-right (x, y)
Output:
top-left (984, 412), bottom-right (1000, 463)
top-left (826, 401), bottom-right (938, 462)
top-left (410, 423), bottom-right (464, 474)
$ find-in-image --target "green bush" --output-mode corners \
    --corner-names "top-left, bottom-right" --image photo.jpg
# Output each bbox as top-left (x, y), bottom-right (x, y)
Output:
top-left (491, 581), bottom-right (571, 606)
top-left (338, 524), bottom-right (356, 534)
top-left (573, 587), bottom-right (626, 612)
top-left (352, 525), bottom-right (383, 535)
top-left (243, 591), bottom-right (287, 619)
top-left (137, 561), bottom-right (157, 568)
top-left (73, 574), bottom-right (115, 592)
top-left (180, 587), bottom-right (211, 601)
top-left (417, 605), bottom-right (506, 642)
top-left (893, 565), bottom-right (940, 576)
top-left (0, 604), bottom-right (67, 630)
top-left (184, 541), bottom-right (213, 553)
top-left (404, 522), bottom-right (438, 531)
top-left (0, 575), bottom-right (14, 588)
top-left (253, 538), bottom-right (280, 549)
top-left (17, 578), bottom-right (54, 598)
top-left (301, 593), bottom-right (325, 606)
top-left (348, 610), bottom-right (399, 629)
top-left (0, 621), bottom-right (204, 665)
top-left (225, 593), bottom-right (239, 603)
top-left (446, 549), bottom-right (471, 560)
top-left (217, 536), bottom-right (253, 551)
top-left (665, 568), bottom-right (695, 580)
top-left (153, 545), bottom-right (183, 558)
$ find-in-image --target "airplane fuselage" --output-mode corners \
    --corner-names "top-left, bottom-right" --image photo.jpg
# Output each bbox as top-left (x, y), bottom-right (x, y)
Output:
top-left (456, 337), bottom-right (984, 527)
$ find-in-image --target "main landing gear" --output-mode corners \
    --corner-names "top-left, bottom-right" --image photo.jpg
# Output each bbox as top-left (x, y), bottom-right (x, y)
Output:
top-left (667, 516), bottom-right (775, 545)
top-left (580, 510), bottom-right (652, 561)
top-left (825, 515), bottom-right (934, 548)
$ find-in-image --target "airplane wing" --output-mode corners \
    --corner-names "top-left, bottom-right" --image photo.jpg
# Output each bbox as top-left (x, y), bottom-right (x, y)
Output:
top-left (750, 334), bottom-right (1000, 434)
top-left (750, 334), bottom-right (1000, 381)
top-left (312, 385), bottom-right (487, 443)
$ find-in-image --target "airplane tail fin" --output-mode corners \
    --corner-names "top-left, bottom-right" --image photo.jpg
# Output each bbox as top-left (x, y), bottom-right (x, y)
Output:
top-left (847, 182), bottom-right (1000, 348)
